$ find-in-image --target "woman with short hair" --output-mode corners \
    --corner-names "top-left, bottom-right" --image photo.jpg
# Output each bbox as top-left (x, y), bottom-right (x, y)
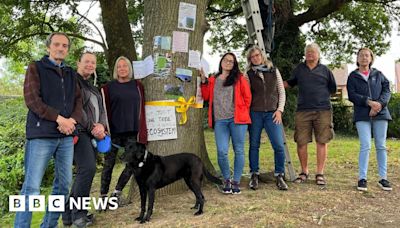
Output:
top-left (347, 47), bottom-right (392, 192)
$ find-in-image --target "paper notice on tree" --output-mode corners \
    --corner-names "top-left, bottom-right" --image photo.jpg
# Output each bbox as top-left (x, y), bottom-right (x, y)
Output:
top-left (201, 57), bottom-right (210, 77)
top-left (153, 36), bottom-right (171, 50)
top-left (161, 36), bottom-right (171, 50)
top-left (145, 104), bottom-right (177, 141)
top-left (175, 68), bottom-right (192, 82)
top-left (178, 2), bottom-right (197, 31)
top-left (195, 77), bottom-right (204, 107)
top-left (188, 50), bottom-right (201, 69)
top-left (132, 55), bottom-right (154, 79)
top-left (172, 31), bottom-right (189, 53)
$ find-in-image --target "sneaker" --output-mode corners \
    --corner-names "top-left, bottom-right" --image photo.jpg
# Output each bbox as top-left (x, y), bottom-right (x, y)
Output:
top-left (110, 190), bottom-right (122, 206)
top-left (378, 179), bottom-right (392, 191)
top-left (249, 173), bottom-right (259, 190)
top-left (97, 194), bottom-right (108, 212)
top-left (72, 214), bottom-right (94, 227)
top-left (357, 179), bottom-right (367, 191)
top-left (232, 181), bottom-right (241, 194)
top-left (63, 217), bottom-right (72, 226)
top-left (276, 174), bottom-right (288, 191)
top-left (222, 179), bottom-right (232, 194)
top-left (62, 210), bottom-right (72, 226)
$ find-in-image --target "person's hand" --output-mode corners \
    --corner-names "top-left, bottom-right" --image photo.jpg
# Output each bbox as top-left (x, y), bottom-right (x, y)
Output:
top-left (243, 73), bottom-right (250, 83)
top-left (368, 100), bottom-right (382, 114)
top-left (91, 123), bottom-right (106, 139)
top-left (199, 68), bottom-right (206, 83)
top-left (56, 116), bottom-right (76, 135)
top-left (272, 110), bottom-right (282, 124)
top-left (369, 109), bottom-right (378, 117)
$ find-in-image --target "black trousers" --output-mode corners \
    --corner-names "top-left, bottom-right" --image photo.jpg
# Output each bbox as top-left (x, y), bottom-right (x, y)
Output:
top-left (63, 132), bottom-right (97, 222)
top-left (100, 133), bottom-right (136, 195)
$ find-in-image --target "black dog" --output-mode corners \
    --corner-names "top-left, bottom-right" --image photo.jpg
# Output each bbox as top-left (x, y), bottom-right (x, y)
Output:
top-left (122, 142), bottom-right (222, 223)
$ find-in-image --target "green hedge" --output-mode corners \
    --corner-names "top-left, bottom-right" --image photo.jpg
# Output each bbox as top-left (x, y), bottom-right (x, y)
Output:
top-left (332, 100), bottom-right (356, 135)
top-left (0, 97), bottom-right (55, 216)
top-left (0, 97), bottom-right (26, 216)
top-left (331, 93), bottom-right (400, 138)
top-left (388, 93), bottom-right (400, 138)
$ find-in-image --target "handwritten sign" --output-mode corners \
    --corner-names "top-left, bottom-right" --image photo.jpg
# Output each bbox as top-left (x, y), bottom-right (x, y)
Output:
top-left (145, 104), bottom-right (177, 141)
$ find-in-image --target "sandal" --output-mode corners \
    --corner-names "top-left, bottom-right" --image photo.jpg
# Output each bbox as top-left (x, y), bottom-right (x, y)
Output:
top-left (315, 174), bottom-right (326, 186)
top-left (294, 172), bottom-right (309, 183)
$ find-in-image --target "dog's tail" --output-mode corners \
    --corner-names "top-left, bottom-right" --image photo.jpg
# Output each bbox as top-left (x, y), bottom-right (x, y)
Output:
top-left (203, 166), bottom-right (223, 185)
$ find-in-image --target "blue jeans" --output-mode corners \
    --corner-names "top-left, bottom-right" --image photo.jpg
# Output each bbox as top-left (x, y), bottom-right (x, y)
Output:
top-left (356, 120), bottom-right (388, 180)
top-left (14, 137), bottom-right (74, 228)
top-left (214, 118), bottom-right (247, 183)
top-left (249, 111), bottom-right (286, 175)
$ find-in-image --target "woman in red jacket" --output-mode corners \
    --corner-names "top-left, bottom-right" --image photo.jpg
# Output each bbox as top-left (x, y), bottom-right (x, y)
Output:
top-left (200, 52), bottom-right (252, 194)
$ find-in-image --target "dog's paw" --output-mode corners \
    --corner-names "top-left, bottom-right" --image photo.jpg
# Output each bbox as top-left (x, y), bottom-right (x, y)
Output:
top-left (135, 216), bottom-right (143, 221)
top-left (194, 210), bottom-right (203, 216)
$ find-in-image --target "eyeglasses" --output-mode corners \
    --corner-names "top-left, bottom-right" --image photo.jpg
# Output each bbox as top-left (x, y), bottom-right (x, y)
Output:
top-left (222, 59), bottom-right (234, 64)
top-left (250, 53), bottom-right (261, 59)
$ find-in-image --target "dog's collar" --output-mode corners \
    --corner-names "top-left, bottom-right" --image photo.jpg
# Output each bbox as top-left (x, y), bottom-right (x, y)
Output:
top-left (138, 149), bottom-right (148, 168)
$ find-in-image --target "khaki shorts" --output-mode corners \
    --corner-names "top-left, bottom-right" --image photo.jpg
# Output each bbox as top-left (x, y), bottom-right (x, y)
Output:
top-left (294, 110), bottom-right (334, 145)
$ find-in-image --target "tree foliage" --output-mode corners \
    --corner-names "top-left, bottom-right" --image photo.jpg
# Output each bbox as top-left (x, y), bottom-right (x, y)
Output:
top-left (206, 0), bottom-right (399, 67)
top-left (0, 0), bottom-right (399, 69)
top-left (0, 1), bottom-right (89, 63)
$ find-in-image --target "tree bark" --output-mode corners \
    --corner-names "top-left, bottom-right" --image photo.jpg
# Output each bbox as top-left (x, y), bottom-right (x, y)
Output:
top-left (134, 0), bottom-right (214, 197)
top-left (99, 0), bottom-right (137, 74)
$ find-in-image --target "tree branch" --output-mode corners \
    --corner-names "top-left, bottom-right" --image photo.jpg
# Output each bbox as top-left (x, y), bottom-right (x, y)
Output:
top-left (67, 1), bottom-right (108, 49)
top-left (66, 33), bottom-right (107, 49)
top-left (208, 6), bottom-right (242, 21)
top-left (293, 0), bottom-right (351, 26)
top-left (293, 0), bottom-right (399, 27)
top-left (7, 32), bottom-right (48, 47)
top-left (6, 32), bottom-right (106, 51)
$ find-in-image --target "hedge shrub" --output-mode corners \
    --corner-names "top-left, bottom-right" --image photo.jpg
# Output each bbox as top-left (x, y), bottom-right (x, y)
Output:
top-left (332, 100), bottom-right (356, 135)
top-left (0, 97), bottom-right (54, 216)
top-left (388, 93), bottom-right (400, 138)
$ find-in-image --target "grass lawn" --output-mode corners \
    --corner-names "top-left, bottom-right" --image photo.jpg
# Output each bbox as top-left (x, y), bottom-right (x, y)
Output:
top-left (2, 130), bottom-right (400, 227)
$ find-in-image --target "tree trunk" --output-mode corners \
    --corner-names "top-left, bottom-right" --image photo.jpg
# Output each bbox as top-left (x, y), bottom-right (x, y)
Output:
top-left (130, 0), bottom-right (214, 197)
top-left (271, 1), bottom-right (304, 129)
top-left (99, 0), bottom-right (137, 74)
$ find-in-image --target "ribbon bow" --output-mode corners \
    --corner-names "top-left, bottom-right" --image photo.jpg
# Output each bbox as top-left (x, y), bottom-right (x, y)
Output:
top-left (175, 96), bottom-right (202, 124)
top-left (145, 96), bottom-right (202, 125)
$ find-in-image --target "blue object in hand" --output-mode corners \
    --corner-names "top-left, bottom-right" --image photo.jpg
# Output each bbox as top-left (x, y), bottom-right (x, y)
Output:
top-left (96, 135), bottom-right (111, 153)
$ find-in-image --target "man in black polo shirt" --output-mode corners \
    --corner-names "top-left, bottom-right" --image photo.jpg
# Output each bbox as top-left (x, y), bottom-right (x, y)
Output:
top-left (284, 43), bottom-right (336, 186)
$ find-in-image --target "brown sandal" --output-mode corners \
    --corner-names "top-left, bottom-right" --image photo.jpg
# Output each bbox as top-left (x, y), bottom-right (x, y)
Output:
top-left (294, 172), bottom-right (309, 183)
top-left (315, 174), bottom-right (326, 186)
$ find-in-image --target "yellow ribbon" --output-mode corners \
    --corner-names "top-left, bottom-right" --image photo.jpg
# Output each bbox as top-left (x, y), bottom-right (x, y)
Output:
top-left (145, 96), bottom-right (203, 125)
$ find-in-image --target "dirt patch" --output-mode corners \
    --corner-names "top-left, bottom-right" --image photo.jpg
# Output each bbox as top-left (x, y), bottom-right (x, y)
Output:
top-left (90, 172), bottom-right (400, 227)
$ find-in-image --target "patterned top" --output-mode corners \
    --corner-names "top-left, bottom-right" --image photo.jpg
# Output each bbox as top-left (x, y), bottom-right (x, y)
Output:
top-left (213, 77), bottom-right (234, 120)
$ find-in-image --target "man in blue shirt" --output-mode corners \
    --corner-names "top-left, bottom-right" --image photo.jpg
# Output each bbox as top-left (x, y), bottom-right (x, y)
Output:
top-left (14, 32), bottom-right (82, 228)
top-left (284, 43), bottom-right (336, 186)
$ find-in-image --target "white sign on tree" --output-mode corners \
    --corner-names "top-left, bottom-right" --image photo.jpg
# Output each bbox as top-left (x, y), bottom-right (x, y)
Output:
top-left (145, 104), bottom-right (178, 141)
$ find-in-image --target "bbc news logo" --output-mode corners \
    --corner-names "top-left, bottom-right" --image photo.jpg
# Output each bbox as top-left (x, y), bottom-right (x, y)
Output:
top-left (9, 195), bottom-right (118, 212)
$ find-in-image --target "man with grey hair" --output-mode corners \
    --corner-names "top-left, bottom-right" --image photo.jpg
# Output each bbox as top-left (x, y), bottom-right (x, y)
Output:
top-left (284, 43), bottom-right (336, 186)
top-left (14, 32), bottom-right (82, 227)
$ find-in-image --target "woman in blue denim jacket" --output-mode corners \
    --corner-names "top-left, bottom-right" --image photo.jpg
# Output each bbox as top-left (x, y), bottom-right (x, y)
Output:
top-left (346, 47), bottom-right (392, 192)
